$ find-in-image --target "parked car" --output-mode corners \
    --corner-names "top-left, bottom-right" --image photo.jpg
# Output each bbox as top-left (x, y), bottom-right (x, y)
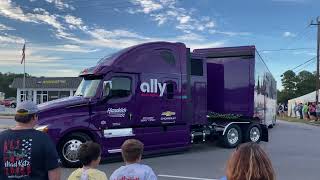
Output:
top-left (0, 97), bottom-right (16, 108)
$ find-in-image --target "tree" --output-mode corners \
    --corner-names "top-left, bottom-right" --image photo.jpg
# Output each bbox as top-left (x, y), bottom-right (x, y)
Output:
top-left (279, 70), bottom-right (297, 103)
top-left (278, 70), bottom-right (318, 104)
top-left (277, 90), bottom-right (290, 104)
top-left (295, 70), bottom-right (316, 97)
top-left (0, 73), bottom-right (31, 98)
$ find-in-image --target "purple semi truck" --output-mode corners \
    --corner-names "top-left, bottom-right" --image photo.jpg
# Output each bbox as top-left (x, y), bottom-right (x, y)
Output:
top-left (35, 42), bottom-right (276, 167)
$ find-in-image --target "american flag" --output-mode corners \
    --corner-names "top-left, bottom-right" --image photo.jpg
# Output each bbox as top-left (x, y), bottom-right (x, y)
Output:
top-left (21, 43), bottom-right (25, 64)
top-left (22, 139), bottom-right (32, 160)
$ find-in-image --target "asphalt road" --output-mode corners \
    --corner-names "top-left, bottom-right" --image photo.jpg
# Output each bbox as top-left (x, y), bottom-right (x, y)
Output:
top-left (0, 117), bottom-right (15, 128)
top-left (61, 120), bottom-right (320, 180)
top-left (0, 119), bottom-right (319, 180)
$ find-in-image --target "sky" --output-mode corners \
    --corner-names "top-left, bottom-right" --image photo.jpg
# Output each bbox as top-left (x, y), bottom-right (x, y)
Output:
top-left (0, 0), bottom-right (320, 89)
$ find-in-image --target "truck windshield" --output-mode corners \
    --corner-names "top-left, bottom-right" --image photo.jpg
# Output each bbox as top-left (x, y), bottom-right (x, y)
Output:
top-left (74, 79), bottom-right (101, 98)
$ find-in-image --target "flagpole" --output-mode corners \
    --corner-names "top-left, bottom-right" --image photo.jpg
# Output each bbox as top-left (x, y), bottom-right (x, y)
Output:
top-left (23, 41), bottom-right (26, 101)
top-left (23, 55), bottom-right (25, 101)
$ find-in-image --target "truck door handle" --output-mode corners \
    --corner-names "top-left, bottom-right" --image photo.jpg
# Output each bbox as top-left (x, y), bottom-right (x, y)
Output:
top-left (129, 113), bottom-right (132, 120)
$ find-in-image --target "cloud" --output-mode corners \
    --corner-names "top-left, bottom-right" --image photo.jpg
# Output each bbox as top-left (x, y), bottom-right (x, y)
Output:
top-left (0, 0), bottom-right (36, 22)
top-left (88, 29), bottom-right (149, 40)
top-left (283, 31), bottom-right (296, 37)
top-left (177, 15), bottom-right (191, 24)
top-left (292, 51), bottom-right (316, 56)
top-left (186, 41), bottom-right (225, 50)
top-left (176, 33), bottom-right (205, 41)
top-left (128, 0), bottom-right (216, 34)
top-left (45, 0), bottom-right (75, 10)
top-left (0, 23), bottom-right (14, 30)
top-left (0, 48), bottom-right (62, 65)
top-left (0, 1), bottom-right (67, 38)
top-left (209, 30), bottom-right (251, 36)
top-left (31, 44), bottom-right (98, 53)
top-left (64, 15), bottom-right (83, 29)
top-left (34, 69), bottom-right (80, 77)
top-left (0, 33), bottom-right (24, 44)
top-left (130, 0), bottom-right (163, 14)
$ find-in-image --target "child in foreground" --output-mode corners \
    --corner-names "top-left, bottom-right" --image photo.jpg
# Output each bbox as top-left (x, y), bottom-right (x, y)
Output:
top-left (110, 139), bottom-right (157, 180)
top-left (68, 142), bottom-right (107, 180)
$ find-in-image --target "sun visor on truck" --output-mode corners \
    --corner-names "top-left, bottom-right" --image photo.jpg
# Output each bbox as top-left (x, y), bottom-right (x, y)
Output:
top-left (79, 67), bottom-right (96, 76)
top-left (193, 46), bottom-right (255, 59)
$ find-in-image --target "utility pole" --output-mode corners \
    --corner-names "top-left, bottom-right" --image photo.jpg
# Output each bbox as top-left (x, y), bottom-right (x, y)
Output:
top-left (311, 17), bottom-right (320, 104)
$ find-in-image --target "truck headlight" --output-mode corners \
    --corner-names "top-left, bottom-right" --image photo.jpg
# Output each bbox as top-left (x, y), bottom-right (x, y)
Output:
top-left (35, 125), bottom-right (49, 133)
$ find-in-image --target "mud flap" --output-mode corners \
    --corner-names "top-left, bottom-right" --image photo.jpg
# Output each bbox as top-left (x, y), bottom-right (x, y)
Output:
top-left (261, 124), bottom-right (269, 142)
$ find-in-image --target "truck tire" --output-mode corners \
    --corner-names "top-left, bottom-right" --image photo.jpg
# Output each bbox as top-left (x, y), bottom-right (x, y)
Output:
top-left (221, 124), bottom-right (242, 148)
top-left (58, 132), bottom-right (92, 168)
top-left (245, 124), bottom-right (261, 143)
top-left (10, 103), bottom-right (16, 108)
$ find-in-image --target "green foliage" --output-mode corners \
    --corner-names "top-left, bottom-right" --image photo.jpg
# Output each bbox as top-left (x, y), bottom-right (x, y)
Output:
top-left (278, 70), bottom-right (317, 103)
top-left (295, 71), bottom-right (316, 97)
top-left (0, 72), bottom-right (31, 98)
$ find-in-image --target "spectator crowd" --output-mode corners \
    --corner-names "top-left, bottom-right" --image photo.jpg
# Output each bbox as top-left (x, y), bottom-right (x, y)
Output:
top-left (279, 102), bottom-right (320, 122)
top-left (0, 101), bottom-right (276, 180)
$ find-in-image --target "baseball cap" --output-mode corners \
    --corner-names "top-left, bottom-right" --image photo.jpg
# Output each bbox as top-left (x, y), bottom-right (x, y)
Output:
top-left (16, 101), bottom-right (39, 115)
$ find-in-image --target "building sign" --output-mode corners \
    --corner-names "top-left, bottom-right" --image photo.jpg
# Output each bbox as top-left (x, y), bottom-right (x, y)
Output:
top-left (36, 80), bottom-right (66, 84)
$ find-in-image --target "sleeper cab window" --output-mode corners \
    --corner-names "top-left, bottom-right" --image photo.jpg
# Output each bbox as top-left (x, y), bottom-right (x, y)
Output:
top-left (191, 59), bottom-right (203, 76)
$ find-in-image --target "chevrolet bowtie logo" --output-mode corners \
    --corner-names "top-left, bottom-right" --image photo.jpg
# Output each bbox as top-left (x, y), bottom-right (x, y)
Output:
top-left (161, 111), bottom-right (176, 117)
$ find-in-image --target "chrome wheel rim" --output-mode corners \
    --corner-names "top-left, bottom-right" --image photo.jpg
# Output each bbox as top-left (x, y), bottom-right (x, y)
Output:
top-left (62, 139), bottom-right (82, 163)
top-left (250, 127), bottom-right (260, 142)
top-left (227, 128), bottom-right (239, 145)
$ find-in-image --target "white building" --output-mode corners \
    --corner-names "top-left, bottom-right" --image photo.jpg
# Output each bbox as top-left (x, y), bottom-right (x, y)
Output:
top-left (0, 92), bottom-right (4, 101)
top-left (11, 77), bottom-right (82, 105)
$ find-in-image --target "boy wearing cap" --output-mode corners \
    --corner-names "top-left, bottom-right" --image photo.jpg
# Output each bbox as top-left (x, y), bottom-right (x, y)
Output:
top-left (0, 101), bottom-right (61, 180)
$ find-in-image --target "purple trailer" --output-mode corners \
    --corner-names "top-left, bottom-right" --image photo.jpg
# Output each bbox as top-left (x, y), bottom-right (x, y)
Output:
top-left (35, 42), bottom-right (276, 167)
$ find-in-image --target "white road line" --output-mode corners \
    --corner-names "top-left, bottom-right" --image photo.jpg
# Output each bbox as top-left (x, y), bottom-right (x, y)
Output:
top-left (158, 174), bottom-right (218, 180)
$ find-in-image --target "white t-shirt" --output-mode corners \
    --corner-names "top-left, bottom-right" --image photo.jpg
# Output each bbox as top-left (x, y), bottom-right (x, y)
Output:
top-left (110, 163), bottom-right (157, 180)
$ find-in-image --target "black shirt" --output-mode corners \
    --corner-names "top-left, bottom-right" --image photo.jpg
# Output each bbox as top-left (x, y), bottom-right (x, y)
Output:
top-left (0, 129), bottom-right (60, 180)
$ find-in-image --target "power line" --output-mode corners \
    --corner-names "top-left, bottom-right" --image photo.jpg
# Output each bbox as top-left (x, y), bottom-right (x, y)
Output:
top-left (290, 56), bottom-right (317, 71)
top-left (295, 60), bottom-right (316, 74)
top-left (260, 47), bottom-right (315, 52)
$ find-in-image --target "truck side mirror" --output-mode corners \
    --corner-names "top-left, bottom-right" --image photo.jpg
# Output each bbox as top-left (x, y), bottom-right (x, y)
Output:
top-left (103, 81), bottom-right (112, 98)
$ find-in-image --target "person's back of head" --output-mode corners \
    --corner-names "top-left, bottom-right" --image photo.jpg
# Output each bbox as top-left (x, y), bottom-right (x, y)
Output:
top-left (15, 101), bottom-right (39, 126)
top-left (121, 139), bottom-right (144, 164)
top-left (226, 142), bottom-right (275, 180)
top-left (78, 141), bottom-right (102, 168)
top-left (110, 139), bottom-right (157, 180)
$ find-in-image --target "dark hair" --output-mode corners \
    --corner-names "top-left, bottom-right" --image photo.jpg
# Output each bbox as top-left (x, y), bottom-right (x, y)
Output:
top-left (78, 142), bottom-right (101, 166)
top-left (15, 109), bottom-right (36, 123)
top-left (226, 142), bottom-right (275, 180)
top-left (121, 139), bottom-right (144, 163)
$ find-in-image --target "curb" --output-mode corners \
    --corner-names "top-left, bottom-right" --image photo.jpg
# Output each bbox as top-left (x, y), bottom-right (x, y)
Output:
top-left (0, 116), bottom-right (14, 119)
top-left (307, 122), bottom-right (320, 126)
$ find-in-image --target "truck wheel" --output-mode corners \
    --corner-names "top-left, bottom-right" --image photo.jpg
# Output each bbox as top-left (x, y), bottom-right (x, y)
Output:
top-left (221, 124), bottom-right (242, 148)
top-left (58, 133), bottom-right (91, 168)
top-left (245, 124), bottom-right (261, 143)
